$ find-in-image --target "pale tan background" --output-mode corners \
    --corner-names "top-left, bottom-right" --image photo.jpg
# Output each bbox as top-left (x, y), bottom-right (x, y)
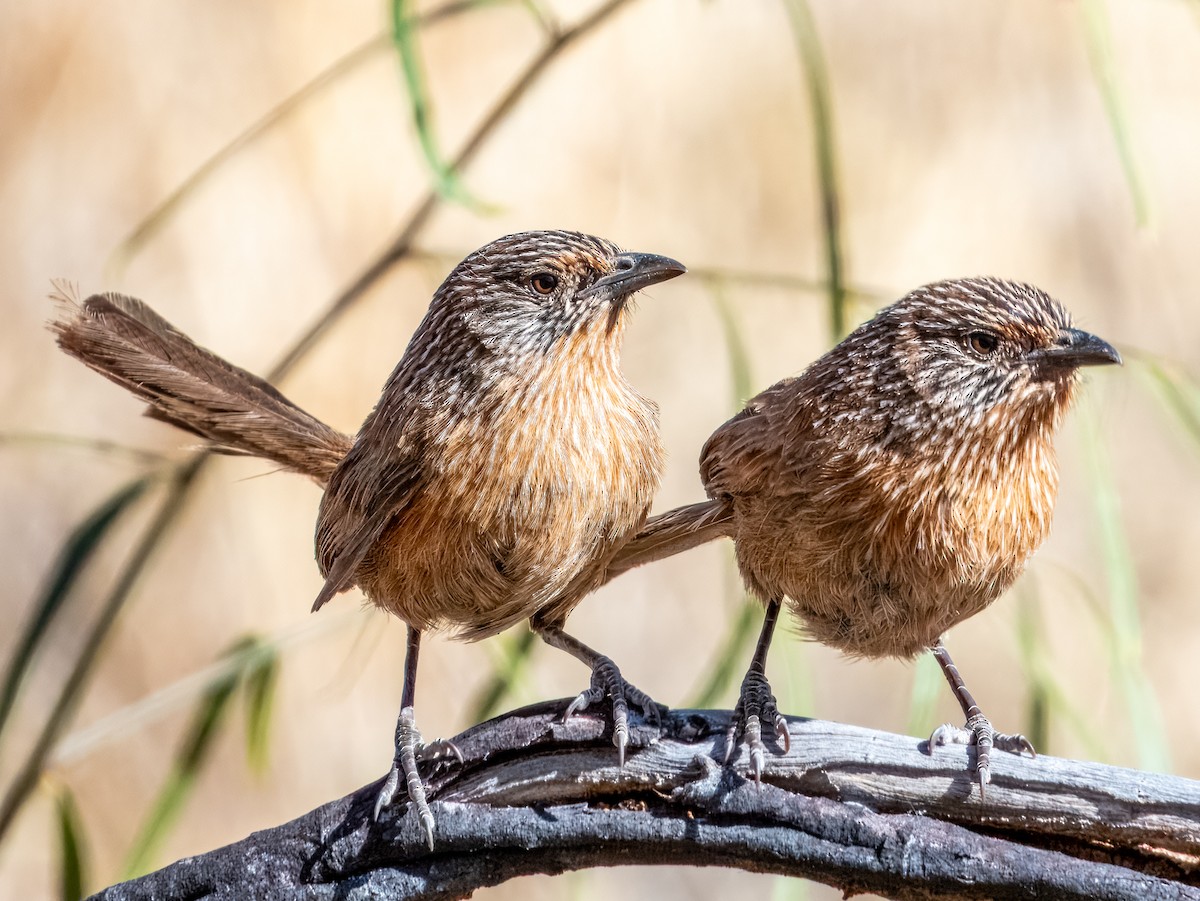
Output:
top-left (2, 0), bottom-right (1199, 898)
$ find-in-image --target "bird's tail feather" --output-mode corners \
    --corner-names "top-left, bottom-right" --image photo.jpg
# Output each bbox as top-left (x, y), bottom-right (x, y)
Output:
top-left (51, 291), bottom-right (352, 483)
top-left (605, 499), bottom-right (733, 582)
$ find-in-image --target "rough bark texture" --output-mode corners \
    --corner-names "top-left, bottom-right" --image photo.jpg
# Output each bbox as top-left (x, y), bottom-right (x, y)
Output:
top-left (91, 702), bottom-right (1200, 900)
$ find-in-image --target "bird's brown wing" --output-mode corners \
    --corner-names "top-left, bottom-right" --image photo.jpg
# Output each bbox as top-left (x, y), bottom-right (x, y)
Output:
top-left (700, 376), bottom-right (811, 499)
top-left (311, 433), bottom-right (424, 612)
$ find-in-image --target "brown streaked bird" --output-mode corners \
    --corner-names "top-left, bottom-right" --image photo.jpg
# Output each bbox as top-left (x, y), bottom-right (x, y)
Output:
top-left (52, 230), bottom-right (686, 845)
top-left (605, 277), bottom-right (1121, 791)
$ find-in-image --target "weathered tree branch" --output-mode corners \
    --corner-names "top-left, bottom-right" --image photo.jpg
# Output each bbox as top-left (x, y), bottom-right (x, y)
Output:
top-left (92, 703), bottom-right (1200, 900)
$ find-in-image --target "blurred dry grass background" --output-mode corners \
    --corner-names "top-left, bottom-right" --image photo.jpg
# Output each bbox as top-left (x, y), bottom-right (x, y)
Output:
top-left (2, 0), bottom-right (1199, 898)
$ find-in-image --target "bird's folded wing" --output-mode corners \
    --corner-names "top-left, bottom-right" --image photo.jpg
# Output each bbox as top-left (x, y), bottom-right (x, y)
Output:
top-left (701, 377), bottom-right (810, 498)
top-left (312, 437), bottom-right (424, 612)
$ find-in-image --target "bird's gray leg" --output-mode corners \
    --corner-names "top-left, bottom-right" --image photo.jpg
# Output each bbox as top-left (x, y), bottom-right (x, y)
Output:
top-left (725, 598), bottom-right (790, 785)
top-left (927, 638), bottom-right (1035, 798)
top-left (374, 626), bottom-right (463, 848)
top-left (533, 620), bottom-right (660, 766)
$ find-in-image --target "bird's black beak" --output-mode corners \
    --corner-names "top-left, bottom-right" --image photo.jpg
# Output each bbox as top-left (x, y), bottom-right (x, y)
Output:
top-left (1029, 327), bottom-right (1123, 369)
top-left (581, 252), bottom-right (687, 301)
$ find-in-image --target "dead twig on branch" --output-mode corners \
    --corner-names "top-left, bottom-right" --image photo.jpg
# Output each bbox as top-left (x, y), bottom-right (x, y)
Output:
top-left (91, 702), bottom-right (1200, 900)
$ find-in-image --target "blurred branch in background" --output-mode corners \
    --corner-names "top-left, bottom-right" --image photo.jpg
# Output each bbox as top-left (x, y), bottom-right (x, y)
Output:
top-left (0, 433), bottom-right (171, 467)
top-left (105, 0), bottom-right (500, 279)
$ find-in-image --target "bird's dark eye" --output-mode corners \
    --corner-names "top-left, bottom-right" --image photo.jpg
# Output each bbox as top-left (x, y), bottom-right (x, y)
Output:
top-left (966, 331), bottom-right (999, 356)
top-left (529, 272), bottom-right (559, 296)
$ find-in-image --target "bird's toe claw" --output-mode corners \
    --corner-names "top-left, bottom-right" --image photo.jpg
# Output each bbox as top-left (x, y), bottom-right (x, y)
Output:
top-left (927, 713), bottom-right (1035, 799)
top-left (563, 655), bottom-right (659, 765)
top-left (374, 706), bottom-right (461, 848)
top-left (416, 737), bottom-right (464, 766)
top-left (723, 668), bottom-right (788, 782)
top-left (993, 731), bottom-right (1036, 757)
top-left (927, 722), bottom-right (970, 750)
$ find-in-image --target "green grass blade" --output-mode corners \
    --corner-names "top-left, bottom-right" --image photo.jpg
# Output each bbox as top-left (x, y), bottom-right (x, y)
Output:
top-left (0, 476), bottom-right (153, 747)
top-left (782, 0), bottom-right (846, 341)
top-left (771, 873), bottom-right (809, 901)
top-left (243, 642), bottom-right (279, 775)
top-left (686, 285), bottom-right (760, 710)
top-left (1132, 352), bottom-right (1200, 449)
top-left (470, 628), bottom-right (537, 723)
top-left (689, 591), bottom-right (759, 709)
top-left (904, 653), bottom-right (942, 739)
top-left (122, 769), bottom-right (193, 881)
top-left (774, 618), bottom-right (813, 720)
top-left (1080, 400), bottom-right (1169, 771)
top-left (1079, 0), bottom-right (1152, 227)
top-left (710, 288), bottom-right (754, 404)
top-left (1013, 585), bottom-right (1052, 754)
top-left (122, 639), bottom-right (250, 879)
top-left (390, 0), bottom-right (488, 208)
top-left (54, 785), bottom-right (88, 901)
top-left (1032, 569), bottom-right (1119, 760)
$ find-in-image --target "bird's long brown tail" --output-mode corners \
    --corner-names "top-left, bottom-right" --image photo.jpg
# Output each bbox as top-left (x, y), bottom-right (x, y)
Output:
top-left (603, 499), bottom-right (734, 583)
top-left (51, 291), bottom-right (353, 483)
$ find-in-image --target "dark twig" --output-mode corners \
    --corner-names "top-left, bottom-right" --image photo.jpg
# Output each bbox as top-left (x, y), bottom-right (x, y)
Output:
top-left (92, 705), bottom-right (1200, 900)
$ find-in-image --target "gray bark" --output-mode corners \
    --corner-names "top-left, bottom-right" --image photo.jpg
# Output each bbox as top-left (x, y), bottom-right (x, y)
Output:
top-left (91, 702), bottom-right (1200, 900)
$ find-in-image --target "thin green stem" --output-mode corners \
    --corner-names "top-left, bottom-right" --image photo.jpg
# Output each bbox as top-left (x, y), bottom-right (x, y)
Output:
top-left (782, 0), bottom-right (846, 341)
top-left (1079, 0), bottom-right (1151, 227)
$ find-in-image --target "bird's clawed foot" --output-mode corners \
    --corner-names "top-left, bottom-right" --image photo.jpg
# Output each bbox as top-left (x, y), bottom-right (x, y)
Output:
top-left (373, 705), bottom-right (464, 849)
top-left (724, 667), bottom-right (790, 786)
top-left (928, 713), bottom-right (1035, 798)
top-left (563, 654), bottom-right (660, 765)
